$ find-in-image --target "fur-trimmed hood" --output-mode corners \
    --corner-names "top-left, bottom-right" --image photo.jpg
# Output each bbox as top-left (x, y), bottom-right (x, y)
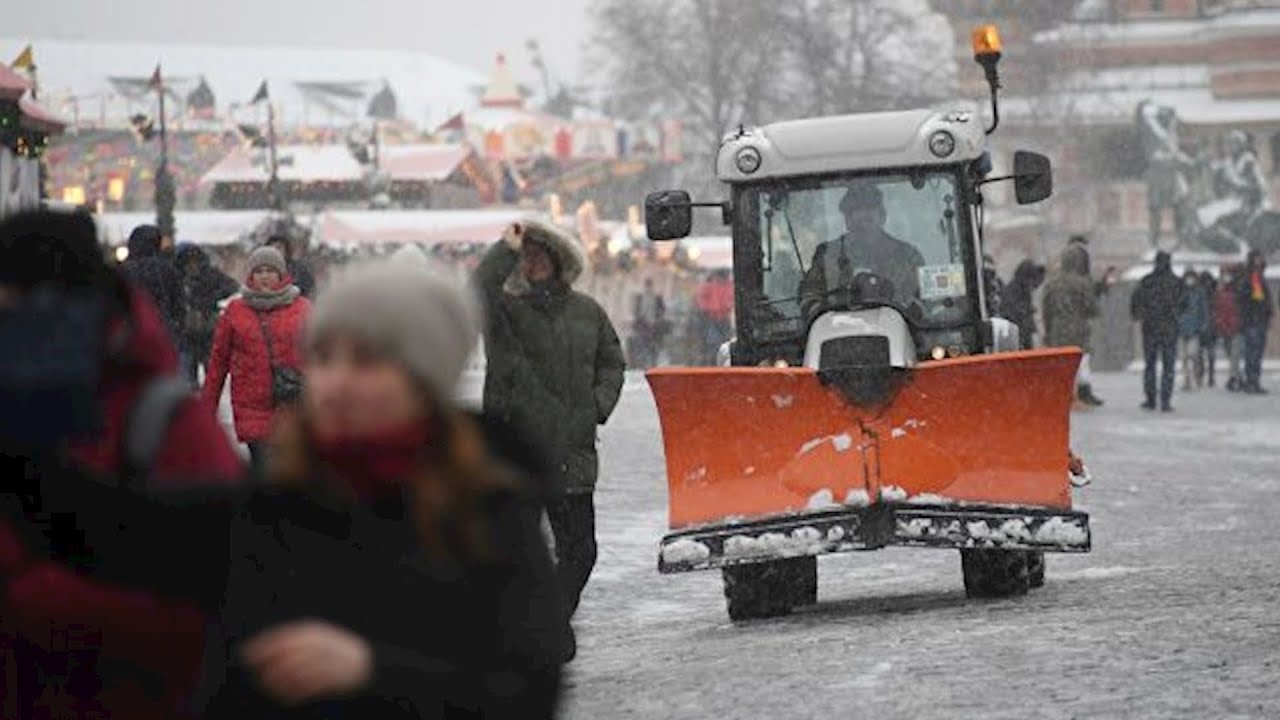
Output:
top-left (502, 219), bottom-right (586, 295)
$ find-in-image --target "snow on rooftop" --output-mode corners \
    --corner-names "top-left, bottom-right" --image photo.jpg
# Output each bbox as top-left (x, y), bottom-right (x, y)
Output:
top-left (201, 144), bottom-right (365, 184)
top-left (0, 38), bottom-right (485, 129)
top-left (1004, 87), bottom-right (1280, 125)
top-left (98, 210), bottom-right (270, 246)
top-left (315, 208), bottom-right (533, 247)
top-left (379, 144), bottom-right (473, 182)
top-left (1038, 7), bottom-right (1280, 45)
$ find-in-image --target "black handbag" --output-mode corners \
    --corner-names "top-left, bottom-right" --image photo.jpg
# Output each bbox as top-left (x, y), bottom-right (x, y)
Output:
top-left (255, 310), bottom-right (304, 406)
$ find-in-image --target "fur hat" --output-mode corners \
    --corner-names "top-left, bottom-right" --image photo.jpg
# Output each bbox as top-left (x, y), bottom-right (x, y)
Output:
top-left (502, 219), bottom-right (586, 295)
top-left (305, 258), bottom-right (482, 402)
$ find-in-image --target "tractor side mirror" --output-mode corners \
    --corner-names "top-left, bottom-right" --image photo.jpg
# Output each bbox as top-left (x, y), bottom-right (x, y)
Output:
top-left (1013, 151), bottom-right (1053, 205)
top-left (645, 190), bottom-right (693, 241)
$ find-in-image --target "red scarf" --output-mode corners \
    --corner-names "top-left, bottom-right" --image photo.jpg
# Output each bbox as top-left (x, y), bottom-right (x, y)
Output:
top-left (1250, 270), bottom-right (1266, 302)
top-left (312, 423), bottom-right (433, 501)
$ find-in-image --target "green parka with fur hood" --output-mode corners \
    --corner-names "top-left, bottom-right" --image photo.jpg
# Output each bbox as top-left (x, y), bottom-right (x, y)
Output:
top-left (475, 221), bottom-right (626, 494)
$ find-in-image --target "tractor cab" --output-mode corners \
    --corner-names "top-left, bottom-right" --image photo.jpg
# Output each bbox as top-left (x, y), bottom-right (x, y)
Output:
top-left (647, 27), bottom-right (1052, 377)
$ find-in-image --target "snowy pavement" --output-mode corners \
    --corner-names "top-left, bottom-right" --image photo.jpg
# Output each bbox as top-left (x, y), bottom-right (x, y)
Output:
top-left (508, 371), bottom-right (1280, 720)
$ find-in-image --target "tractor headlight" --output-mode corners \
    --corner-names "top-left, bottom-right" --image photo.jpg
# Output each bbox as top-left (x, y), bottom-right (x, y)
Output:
top-left (735, 146), bottom-right (762, 174)
top-left (930, 345), bottom-right (947, 361)
top-left (928, 130), bottom-right (956, 158)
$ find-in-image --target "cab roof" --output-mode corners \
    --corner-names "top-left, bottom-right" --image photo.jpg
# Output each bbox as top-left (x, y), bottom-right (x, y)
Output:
top-left (716, 104), bottom-right (987, 183)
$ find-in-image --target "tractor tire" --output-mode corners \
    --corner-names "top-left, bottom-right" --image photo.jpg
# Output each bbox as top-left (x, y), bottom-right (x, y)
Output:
top-left (1027, 551), bottom-right (1046, 589)
top-left (961, 548), bottom-right (1030, 599)
top-left (722, 556), bottom-right (817, 621)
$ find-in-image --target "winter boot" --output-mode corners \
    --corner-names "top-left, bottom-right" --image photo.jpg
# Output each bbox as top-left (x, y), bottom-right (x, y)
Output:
top-left (1078, 384), bottom-right (1104, 407)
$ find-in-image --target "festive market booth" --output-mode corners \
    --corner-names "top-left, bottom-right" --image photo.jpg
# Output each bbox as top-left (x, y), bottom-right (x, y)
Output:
top-left (1, 63), bottom-right (66, 217)
top-left (203, 144), bottom-right (365, 209)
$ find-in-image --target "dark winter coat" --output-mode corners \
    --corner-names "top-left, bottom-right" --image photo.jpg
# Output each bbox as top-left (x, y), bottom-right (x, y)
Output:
top-left (202, 292), bottom-right (310, 442)
top-left (1214, 283), bottom-right (1242, 337)
top-left (121, 226), bottom-right (183, 341)
top-left (288, 258), bottom-right (316, 299)
top-left (204, 463), bottom-right (564, 719)
top-left (0, 287), bottom-right (243, 720)
top-left (1131, 258), bottom-right (1186, 341)
top-left (475, 236), bottom-right (626, 495)
top-left (1002, 260), bottom-right (1045, 347)
top-left (176, 245), bottom-right (238, 362)
top-left (1042, 246), bottom-right (1099, 351)
top-left (1177, 280), bottom-right (1210, 339)
top-left (1237, 268), bottom-right (1274, 328)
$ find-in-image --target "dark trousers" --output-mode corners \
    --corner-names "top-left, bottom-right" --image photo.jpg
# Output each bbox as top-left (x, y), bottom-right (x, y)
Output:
top-left (547, 493), bottom-right (597, 616)
top-left (246, 441), bottom-right (269, 480)
top-left (1242, 322), bottom-right (1268, 388)
top-left (1143, 331), bottom-right (1177, 406)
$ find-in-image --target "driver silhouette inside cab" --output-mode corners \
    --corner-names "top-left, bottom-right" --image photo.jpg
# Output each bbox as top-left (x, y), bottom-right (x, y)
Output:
top-left (799, 183), bottom-right (925, 318)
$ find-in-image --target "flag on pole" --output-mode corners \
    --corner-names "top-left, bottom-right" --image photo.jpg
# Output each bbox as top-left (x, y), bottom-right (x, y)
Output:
top-left (250, 80), bottom-right (269, 105)
top-left (11, 45), bottom-right (34, 71)
top-left (148, 64), bottom-right (163, 91)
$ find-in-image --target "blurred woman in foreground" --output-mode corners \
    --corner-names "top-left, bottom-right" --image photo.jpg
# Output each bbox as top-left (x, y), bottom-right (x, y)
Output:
top-left (204, 259), bottom-right (565, 719)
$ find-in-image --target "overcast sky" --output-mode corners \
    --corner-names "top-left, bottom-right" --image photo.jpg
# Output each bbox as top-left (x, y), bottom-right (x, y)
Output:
top-left (12, 0), bottom-right (595, 85)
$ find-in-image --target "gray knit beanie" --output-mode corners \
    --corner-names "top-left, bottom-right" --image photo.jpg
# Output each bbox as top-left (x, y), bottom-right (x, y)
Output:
top-left (247, 245), bottom-right (288, 276)
top-left (305, 259), bottom-right (483, 402)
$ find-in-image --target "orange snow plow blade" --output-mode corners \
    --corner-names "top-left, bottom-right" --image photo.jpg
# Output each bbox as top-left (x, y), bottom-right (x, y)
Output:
top-left (647, 348), bottom-right (1081, 530)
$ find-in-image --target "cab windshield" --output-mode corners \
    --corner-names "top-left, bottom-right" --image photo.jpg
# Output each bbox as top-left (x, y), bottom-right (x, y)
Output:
top-left (739, 169), bottom-right (975, 340)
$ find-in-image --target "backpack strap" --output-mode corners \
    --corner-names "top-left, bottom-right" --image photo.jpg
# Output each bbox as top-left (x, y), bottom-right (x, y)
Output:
top-left (123, 375), bottom-right (193, 487)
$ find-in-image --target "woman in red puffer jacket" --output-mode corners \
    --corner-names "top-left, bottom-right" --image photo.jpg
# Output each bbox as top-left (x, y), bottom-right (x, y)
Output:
top-left (202, 246), bottom-right (309, 475)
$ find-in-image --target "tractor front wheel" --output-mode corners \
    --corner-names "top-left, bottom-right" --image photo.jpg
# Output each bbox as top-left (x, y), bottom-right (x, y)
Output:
top-left (960, 548), bottom-right (1030, 598)
top-left (1027, 551), bottom-right (1046, 589)
top-left (722, 556), bottom-right (817, 621)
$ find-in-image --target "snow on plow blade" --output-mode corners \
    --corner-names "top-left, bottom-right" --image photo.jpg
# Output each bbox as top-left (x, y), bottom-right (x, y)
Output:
top-left (658, 505), bottom-right (1090, 573)
top-left (647, 348), bottom-right (1086, 569)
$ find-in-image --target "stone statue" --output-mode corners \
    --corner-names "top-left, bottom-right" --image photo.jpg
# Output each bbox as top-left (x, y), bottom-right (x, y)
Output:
top-left (1136, 100), bottom-right (1278, 256)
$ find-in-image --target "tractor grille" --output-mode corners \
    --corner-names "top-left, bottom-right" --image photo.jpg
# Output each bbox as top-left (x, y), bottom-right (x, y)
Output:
top-left (819, 335), bottom-right (891, 370)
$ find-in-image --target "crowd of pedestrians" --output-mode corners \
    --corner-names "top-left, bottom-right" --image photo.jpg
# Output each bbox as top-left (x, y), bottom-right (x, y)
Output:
top-left (0, 209), bottom-right (624, 719)
top-left (1008, 237), bottom-right (1274, 413)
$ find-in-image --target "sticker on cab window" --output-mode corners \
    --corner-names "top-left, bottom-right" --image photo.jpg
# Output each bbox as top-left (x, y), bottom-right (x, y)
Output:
top-left (918, 264), bottom-right (967, 300)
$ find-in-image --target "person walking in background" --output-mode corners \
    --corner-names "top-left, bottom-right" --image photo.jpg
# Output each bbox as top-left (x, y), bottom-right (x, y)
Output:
top-left (120, 223), bottom-right (183, 342)
top-left (0, 210), bottom-right (242, 720)
top-left (205, 259), bottom-right (565, 719)
top-left (1131, 251), bottom-right (1186, 411)
top-left (695, 269), bottom-right (735, 365)
top-left (203, 246), bottom-right (310, 475)
top-left (1177, 269), bottom-right (1209, 391)
top-left (1002, 259), bottom-right (1047, 350)
top-left (1215, 264), bottom-right (1245, 391)
top-left (629, 277), bottom-right (668, 369)
top-left (475, 220), bottom-right (625, 661)
top-left (1198, 271), bottom-right (1220, 387)
top-left (982, 254), bottom-right (1004, 319)
top-left (265, 234), bottom-right (315, 299)
top-left (1237, 249), bottom-right (1273, 394)
top-left (1043, 243), bottom-right (1103, 406)
top-left (176, 244), bottom-right (239, 386)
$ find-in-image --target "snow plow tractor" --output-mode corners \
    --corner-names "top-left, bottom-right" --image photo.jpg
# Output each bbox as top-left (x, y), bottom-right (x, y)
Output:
top-left (644, 26), bottom-right (1092, 622)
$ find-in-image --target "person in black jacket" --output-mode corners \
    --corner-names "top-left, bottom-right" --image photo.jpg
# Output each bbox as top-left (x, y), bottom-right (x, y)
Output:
top-left (1131, 251), bottom-right (1186, 411)
top-left (176, 244), bottom-right (239, 384)
top-left (1002, 260), bottom-right (1046, 350)
top-left (266, 234), bottom-right (316, 299)
top-left (121, 224), bottom-right (183, 341)
top-left (205, 257), bottom-right (565, 719)
top-left (1237, 249), bottom-right (1273, 394)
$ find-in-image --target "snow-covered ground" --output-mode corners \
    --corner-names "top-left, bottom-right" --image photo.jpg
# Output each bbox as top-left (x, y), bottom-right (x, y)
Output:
top-left (221, 369), bottom-right (1277, 717)
top-left (508, 372), bottom-right (1278, 720)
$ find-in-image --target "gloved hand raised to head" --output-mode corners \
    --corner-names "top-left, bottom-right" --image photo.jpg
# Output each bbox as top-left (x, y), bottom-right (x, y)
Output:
top-left (503, 222), bottom-right (524, 251)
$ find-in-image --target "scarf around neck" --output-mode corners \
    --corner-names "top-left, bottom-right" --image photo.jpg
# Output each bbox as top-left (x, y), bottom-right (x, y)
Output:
top-left (242, 282), bottom-right (300, 311)
top-left (1250, 270), bottom-right (1266, 302)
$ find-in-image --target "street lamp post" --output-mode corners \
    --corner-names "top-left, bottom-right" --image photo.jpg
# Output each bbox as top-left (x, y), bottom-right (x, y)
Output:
top-left (152, 66), bottom-right (176, 237)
